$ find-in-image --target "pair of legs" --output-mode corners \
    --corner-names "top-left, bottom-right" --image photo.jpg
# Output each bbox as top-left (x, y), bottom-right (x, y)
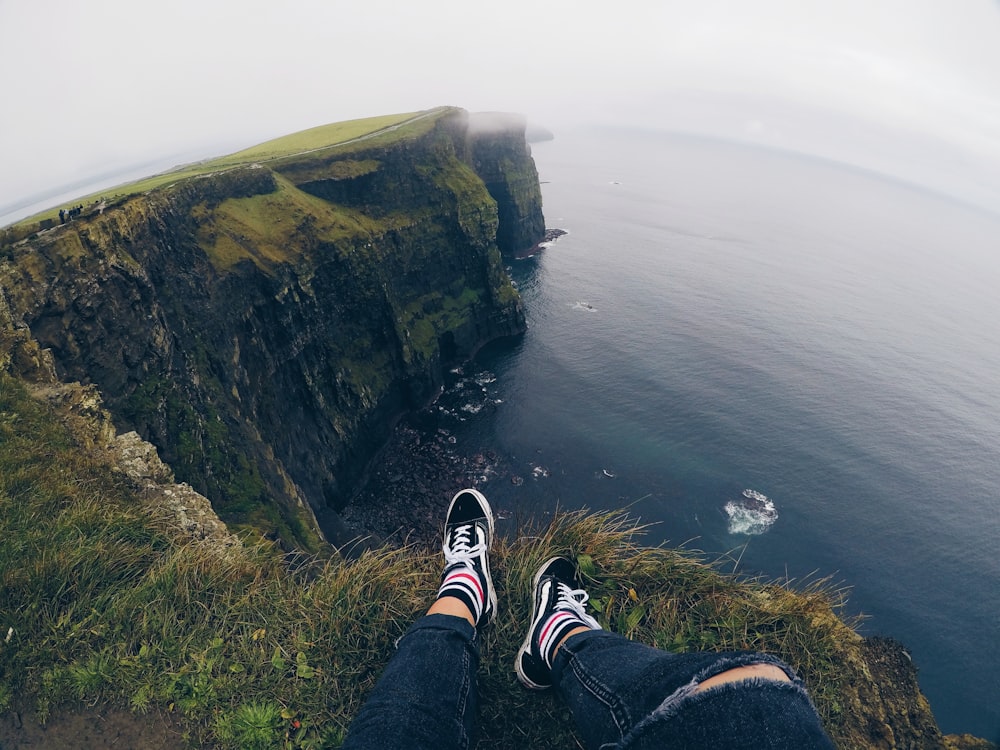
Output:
top-left (342, 489), bottom-right (834, 749)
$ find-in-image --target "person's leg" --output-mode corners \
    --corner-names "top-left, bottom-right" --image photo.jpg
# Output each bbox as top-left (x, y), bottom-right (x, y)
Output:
top-left (516, 557), bottom-right (730, 744)
top-left (342, 489), bottom-right (496, 750)
top-left (516, 556), bottom-right (833, 749)
top-left (553, 630), bottom-right (835, 749)
top-left (341, 613), bottom-right (480, 750)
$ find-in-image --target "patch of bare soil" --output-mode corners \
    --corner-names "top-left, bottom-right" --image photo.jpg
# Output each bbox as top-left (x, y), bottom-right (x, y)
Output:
top-left (0, 703), bottom-right (190, 750)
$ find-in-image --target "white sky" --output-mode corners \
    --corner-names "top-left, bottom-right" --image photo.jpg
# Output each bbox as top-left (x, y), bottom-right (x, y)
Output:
top-left (2, 0), bottom-right (1000, 218)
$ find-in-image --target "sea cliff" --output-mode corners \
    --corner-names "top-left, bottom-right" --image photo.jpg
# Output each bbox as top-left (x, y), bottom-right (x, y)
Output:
top-left (0, 107), bottom-right (542, 549)
top-left (0, 108), bottom-right (992, 749)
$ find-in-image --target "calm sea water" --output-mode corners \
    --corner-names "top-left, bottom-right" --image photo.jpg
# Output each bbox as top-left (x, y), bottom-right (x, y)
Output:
top-left (453, 128), bottom-right (1000, 739)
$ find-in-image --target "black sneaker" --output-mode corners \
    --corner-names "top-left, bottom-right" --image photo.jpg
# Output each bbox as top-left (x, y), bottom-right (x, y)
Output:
top-left (437, 489), bottom-right (497, 627)
top-left (515, 556), bottom-right (601, 690)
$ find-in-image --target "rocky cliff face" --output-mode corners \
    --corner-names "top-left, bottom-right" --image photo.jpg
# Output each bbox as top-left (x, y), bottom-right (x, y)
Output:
top-left (467, 112), bottom-right (547, 254)
top-left (0, 108), bottom-right (542, 549)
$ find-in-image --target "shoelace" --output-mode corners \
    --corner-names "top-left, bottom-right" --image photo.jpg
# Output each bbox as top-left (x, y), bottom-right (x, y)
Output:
top-left (551, 580), bottom-right (601, 633)
top-left (553, 581), bottom-right (591, 616)
top-left (443, 523), bottom-right (486, 567)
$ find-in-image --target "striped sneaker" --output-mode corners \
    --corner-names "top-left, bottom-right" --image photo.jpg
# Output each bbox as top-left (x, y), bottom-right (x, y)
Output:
top-left (436, 489), bottom-right (497, 627)
top-left (515, 556), bottom-right (602, 690)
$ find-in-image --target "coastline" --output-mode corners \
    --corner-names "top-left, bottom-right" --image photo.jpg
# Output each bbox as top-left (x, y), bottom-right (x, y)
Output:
top-left (340, 365), bottom-right (513, 549)
top-left (511, 227), bottom-right (566, 259)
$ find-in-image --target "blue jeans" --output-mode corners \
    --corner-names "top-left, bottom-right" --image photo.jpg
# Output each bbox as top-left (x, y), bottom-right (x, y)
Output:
top-left (554, 629), bottom-right (835, 749)
top-left (342, 615), bottom-right (481, 750)
top-left (341, 614), bottom-right (834, 749)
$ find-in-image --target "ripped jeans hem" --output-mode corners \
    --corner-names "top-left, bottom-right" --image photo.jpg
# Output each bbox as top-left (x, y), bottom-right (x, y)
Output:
top-left (618, 653), bottom-right (810, 747)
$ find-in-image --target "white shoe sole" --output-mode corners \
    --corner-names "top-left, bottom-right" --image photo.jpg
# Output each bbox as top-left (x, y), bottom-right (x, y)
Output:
top-left (514, 555), bottom-right (564, 689)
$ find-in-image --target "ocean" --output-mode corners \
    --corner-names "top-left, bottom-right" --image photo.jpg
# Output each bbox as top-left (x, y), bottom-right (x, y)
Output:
top-left (446, 127), bottom-right (1000, 739)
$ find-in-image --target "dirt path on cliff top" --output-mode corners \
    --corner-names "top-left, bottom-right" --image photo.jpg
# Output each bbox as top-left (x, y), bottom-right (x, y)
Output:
top-left (0, 703), bottom-right (190, 750)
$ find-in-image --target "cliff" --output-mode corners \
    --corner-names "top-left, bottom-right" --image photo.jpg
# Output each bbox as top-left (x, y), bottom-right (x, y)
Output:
top-left (0, 107), bottom-right (543, 549)
top-left (0, 106), bottom-right (992, 747)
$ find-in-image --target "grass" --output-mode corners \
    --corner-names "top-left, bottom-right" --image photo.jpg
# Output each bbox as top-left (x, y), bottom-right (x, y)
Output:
top-left (212, 114), bottom-right (420, 166)
top-left (4, 109), bottom-right (446, 235)
top-left (0, 371), bottom-right (872, 748)
top-left (192, 173), bottom-right (382, 273)
top-left (399, 287), bottom-right (482, 358)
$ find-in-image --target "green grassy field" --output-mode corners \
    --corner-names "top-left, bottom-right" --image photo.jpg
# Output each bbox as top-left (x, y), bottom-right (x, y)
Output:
top-left (5, 109), bottom-right (441, 233)
top-left (211, 112), bottom-right (424, 165)
top-left (191, 172), bottom-right (383, 273)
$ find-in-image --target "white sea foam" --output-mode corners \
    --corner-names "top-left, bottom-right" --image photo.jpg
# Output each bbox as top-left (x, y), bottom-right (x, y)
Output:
top-left (724, 489), bottom-right (778, 535)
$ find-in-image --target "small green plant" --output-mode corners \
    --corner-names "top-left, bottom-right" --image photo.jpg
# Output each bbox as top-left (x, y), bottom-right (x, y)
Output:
top-left (295, 651), bottom-right (316, 680)
top-left (215, 700), bottom-right (283, 750)
top-left (69, 650), bottom-right (116, 699)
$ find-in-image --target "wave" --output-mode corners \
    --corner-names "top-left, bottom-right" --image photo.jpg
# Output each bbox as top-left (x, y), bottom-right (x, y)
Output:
top-left (724, 489), bottom-right (778, 535)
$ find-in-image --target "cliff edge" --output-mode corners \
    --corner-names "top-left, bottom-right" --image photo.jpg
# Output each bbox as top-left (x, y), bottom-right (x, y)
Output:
top-left (0, 107), bottom-right (543, 549)
top-left (0, 377), bottom-right (991, 748)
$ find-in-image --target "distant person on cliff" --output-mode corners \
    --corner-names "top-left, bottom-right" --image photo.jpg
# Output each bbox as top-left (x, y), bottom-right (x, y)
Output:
top-left (340, 488), bottom-right (834, 749)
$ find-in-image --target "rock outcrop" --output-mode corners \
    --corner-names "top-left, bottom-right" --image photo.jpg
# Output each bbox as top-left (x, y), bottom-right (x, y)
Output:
top-left (0, 319), bottom-right (238, 552)
top-left (0, 107), bottom-right (543, 549)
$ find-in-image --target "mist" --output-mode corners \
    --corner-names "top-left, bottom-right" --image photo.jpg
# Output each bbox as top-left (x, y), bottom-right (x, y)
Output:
top-left (2, 0), bottom-right (999, 220)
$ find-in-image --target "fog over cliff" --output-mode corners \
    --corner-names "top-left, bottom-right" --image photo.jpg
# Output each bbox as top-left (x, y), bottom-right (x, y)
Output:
top-left (2, 1), bottom-right (1000, 220)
